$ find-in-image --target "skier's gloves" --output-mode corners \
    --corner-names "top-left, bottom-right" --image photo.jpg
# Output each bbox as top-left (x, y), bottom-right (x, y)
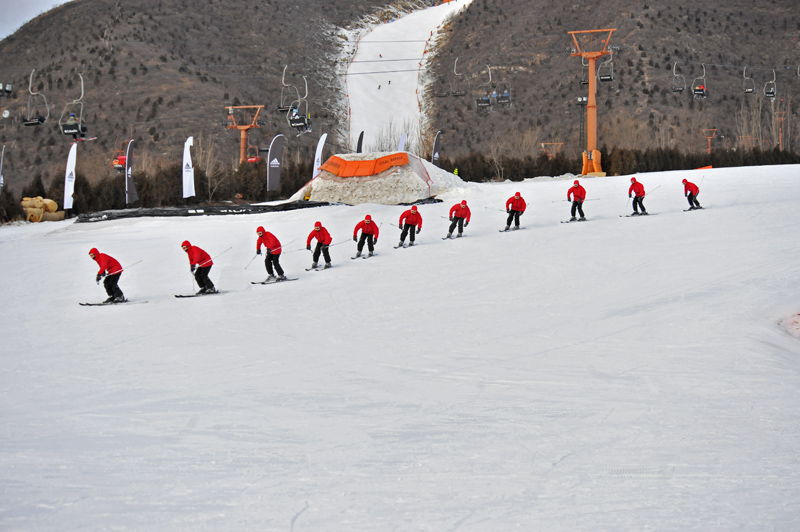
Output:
top-left (416, 227), bottom-right (421, 234)
top-left (96, 274), bottom-right (102, 284)
top-left (353, 236), bottom-right (357, 242)
top-left (307, 245), bottom-right (311, 251)
top-left (190, 265), bottom-right (196, 273)
top-left (465, 221), bottom-right (469, 227)
top-left (256, 248), bottom-right (261, 255)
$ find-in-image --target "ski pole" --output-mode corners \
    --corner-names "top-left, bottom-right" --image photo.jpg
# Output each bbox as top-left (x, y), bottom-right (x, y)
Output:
top-left (244, 254), bottom-right (258, 270)
top-left (212, 246), bottom-right (233, 260)
top-left (123, 259), bottom-right (143, 269)
top-left (645, 185), bottom-right (662, 196)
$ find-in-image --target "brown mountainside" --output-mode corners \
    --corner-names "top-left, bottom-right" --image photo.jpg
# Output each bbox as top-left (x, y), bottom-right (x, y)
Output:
top-left (1, 0), bottom-right (799, 194)
top-left (0, 0), bottom-right (420, 192)
top-left (424, 0), bottom-right (800, 161)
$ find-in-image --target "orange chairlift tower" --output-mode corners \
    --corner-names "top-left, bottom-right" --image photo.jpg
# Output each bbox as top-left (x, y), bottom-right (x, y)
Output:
top-left (703, 129), bottom-right (717, 155)
top-left (225, 105), bottom-right (264, 165)
top-left (568, 28), bottom-right (616, 176)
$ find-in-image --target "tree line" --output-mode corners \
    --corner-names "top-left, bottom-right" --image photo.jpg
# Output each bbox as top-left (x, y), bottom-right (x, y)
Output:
top-left (1, 146), bottom-right (799, 222)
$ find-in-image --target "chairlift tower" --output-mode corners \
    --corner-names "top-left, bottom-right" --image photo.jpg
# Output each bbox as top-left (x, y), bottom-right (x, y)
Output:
top-left (776, 110), bottom-right (786, 151)
top-left (568, 28), bottom-right (616, 176)
top-left (225, 105), bottom-right (264, 165)
top-left (541, 142), bottom-right (564, 161)
top-left (703, 129), bottom-right (717, 155)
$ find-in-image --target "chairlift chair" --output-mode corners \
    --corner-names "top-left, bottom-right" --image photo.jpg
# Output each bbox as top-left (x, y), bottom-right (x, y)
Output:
top-left (597, 53), bottom-right (615, 82)
top-left (742, 66), bottom-right (755, 94)
top-left (246, 145), bottom-right (261, 164)
top-left (450, 57), bottom-right (470, 97)
top-left (580, 57), bottom-right (590, 85)
top-left (474, 65), bottom-right (494, 111)
top-left (496, 83), bottom-right (512, 105)
top-left (22, 69), bottom-right (49, 126)
top-left (671, 62), bottom-right (686, 93)
top-left (433, 77), bottom-right (451, 97)
top-left (277, 65), bottom-right (300, 112)
top-left (58, 73), bottom-right (88, 138)
top-left (3, 83), bottom-right (11, 94)
top-left (764, 69), bottom-right (777, 101)
top-left (691, 64), bottom-right (708, 99)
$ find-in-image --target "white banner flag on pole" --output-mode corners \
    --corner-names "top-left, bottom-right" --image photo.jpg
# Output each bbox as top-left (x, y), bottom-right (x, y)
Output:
top-left (63, 143), bottom-right (77, 210)
top-left (313, 133), bottom-right (327, 179)
top-left (182, 136), bottom-right (195, 198)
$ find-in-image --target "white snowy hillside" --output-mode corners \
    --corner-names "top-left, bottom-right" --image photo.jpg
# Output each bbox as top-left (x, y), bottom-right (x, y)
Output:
top-left (346, 0), bottom-right (472, 152)
top-left (2, 164), bottom-right (800, 531)
top-left (290, 151), bottom-right (474, 205)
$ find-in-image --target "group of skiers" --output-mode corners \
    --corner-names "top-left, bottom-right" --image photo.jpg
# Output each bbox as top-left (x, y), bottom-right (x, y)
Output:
top-left (88, 177), bottom-right (702, 303)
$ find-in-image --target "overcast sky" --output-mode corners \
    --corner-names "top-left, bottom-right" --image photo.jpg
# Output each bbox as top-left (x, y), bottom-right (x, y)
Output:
top-left (0, 0), bottom-right (71, 41)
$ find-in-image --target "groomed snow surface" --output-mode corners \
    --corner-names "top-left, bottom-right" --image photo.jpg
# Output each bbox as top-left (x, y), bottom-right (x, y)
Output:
top-left (2, 165), bottom-right (800, 531)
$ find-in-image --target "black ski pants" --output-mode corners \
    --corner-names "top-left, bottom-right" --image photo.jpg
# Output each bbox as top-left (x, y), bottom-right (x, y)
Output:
top-left (686, 193), bottom-right (701, 208)
top-left (400, 224), bottom-right (418, 243)
top-left (506, 209), bottom-right (522, 227)
top-left (448, 216), bottom-right (465, 235)
top-left (194, 266), bottom-right (215, 291)
top-left (313, 242), bottom-right (331, 264)
top-left (103, 273), bottom-right (124, 298)
top-left (632, 196), bottom-right (646, 213)
top-left (571, 201), bottom-right (585, 218)
top-left (264, 253), bottom-right (284, 276)
top-left (357, 233), bottom-right (375, 253)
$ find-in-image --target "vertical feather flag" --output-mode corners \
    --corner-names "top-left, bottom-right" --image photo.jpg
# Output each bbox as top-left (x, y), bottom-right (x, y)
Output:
top-left (182, 137), bottom-right (195, 198)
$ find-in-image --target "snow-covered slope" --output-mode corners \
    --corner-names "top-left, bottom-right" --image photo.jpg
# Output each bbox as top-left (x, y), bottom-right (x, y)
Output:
top-left (2, 165), bottom-right (800, 530)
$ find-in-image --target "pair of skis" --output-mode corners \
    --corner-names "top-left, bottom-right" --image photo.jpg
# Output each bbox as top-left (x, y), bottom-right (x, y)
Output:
top-left (351, 253), bottom-right (376, 260)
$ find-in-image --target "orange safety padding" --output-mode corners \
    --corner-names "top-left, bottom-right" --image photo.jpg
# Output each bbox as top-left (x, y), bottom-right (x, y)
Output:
top-left (319, 155), bottom-right (346, 175)
top-left (696, 165), bottom-right (713, 170)
top-left (319, 153), bottom-right (409, 177)
top-left (581, 152), bottom-right (590, 175)
top-left (375, 153), bottom-right (409, 174)
top-left (592, 150), bottom-right (603, 173)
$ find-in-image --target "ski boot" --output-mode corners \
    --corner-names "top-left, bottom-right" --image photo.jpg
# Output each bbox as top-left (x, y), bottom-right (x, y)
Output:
top-left (398, 240), bottom-right (404, 247)
top-left (512, 226), bottom-right (519, 230)
top-left (368, 251), bottom-right (374, 257)
top-left (355, 251), bottom-right (362, 258)
top-left (641, 211), bottom-right (648, 216)
top-left (113, 296), bottom-right (126, 303)
top-left (446, 232), bottom-right (452, 239)
top-left (408, 241), bottom-right (415, 246)
top-left (579, 216), bottom-right (586, 221)
top-left (631, 212), bottom-right (640, 216)
top-left (266, 274), bottom-right (276, 282)
top-left (311, 262), bottom-right (318, 269)
top-left (456, 233), bottom-right (462, 238)
top-left (569, 216), bottom-right (577, 222)
top-left (104, 296), bottom-right (115, 303)
top-left (324, 262), bottom-right (332, 269)
top-left (504, 225), bottom-right (510, 231)
top-left (277, 274), bottom-right (287, 281)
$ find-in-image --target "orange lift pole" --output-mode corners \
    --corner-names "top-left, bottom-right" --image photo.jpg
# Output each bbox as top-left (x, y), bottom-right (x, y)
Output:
top-left (703, 129), bottom-right (717, 155)
top-left (776, 111), bottom-right (785, 151)
top-left (225, 105), bottom-right (265, 165)
top-left (568, 28), bottom-right (615, 176)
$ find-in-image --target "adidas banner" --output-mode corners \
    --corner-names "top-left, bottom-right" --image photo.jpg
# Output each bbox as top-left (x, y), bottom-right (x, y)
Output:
top-left (397, 132), bottom-right (407, 152)
top-left (63, 143), bottom-right (77, 210)
top-left (313, 133), bottom-right (327, 180)
top-left (431, 130), bottom-right (442, 167)
top-left (125, 139), bottom-right (138, 204)
top-left (266, 134), bottom-right (285, 193)
top-left (182, 136), bottom-right (195, 198)
top-left (0, 145), bottom-right (5, 190)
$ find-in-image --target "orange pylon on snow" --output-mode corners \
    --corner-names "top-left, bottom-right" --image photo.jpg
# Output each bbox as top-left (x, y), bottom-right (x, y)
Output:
top-left (225, 105), bottom-right (264, 165)
top-left (568, 28), bottom-right (615, 176)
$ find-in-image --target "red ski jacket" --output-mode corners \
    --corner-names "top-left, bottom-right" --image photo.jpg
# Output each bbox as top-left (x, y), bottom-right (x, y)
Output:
top-left (256, 227), bottom-right (282, 255)
top-left (683, 180), bottom-right (699, 196)
top-left (354, 217), bottom-right (379, 238)
top-left (506, 195), bottom-right (526, 213)
top-left (307, 226), bottom-right (333, 246)
top-left (568, 184), bottom-right (586, 202)
top-left (182, 241), bottom-right (213, 267)
top-left (449, 203), bottom-right (471, 222)
top-left (90, 248), bottom-right (123, 276)
top-left (629, 181), bottom-right (645, 197)
top-left (399, 209), bottom-right (422, 229)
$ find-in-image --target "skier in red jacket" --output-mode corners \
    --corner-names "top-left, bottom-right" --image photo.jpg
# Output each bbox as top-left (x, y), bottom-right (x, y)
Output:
top-left (628, 177), bottom-right (648, 215)
top-left (446, 200), bottom-right (471, 238)
top-left (307, 221), bottom-right (333, 268)
top-left (181, 240), bottom-right (216, 293)
top-left (504, 192), bottom-right (526, 230)
top-left (398, 205), bottom-right (422, 246)
top-left (568, 180), bottom-right (587, 221)
top-left (682, 179), bottom-right (702, 210)
top-left (89, 248), bottom-right (125, 303)
top-left (256, 226), bottom-right (286, 281)
top-left (353, 214), bottom-right (379, 257)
